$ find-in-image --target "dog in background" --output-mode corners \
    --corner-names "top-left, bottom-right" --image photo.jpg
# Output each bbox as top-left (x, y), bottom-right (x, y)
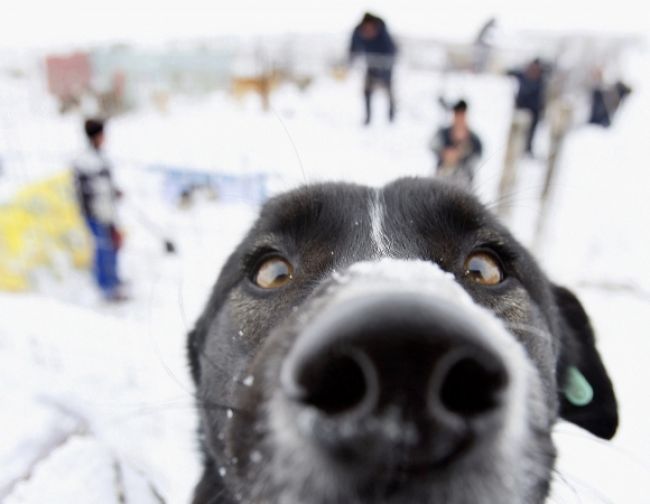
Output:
top-left (188, 177), bottom-right (617, 504)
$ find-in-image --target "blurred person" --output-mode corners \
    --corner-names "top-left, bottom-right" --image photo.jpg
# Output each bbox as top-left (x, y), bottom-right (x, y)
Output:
top-left (349, 12), bottom-right (398, 125)
top-left (588, 70), bottom-right (632, 127)
top-left (473, 17), bottom-right (497, 73)
top-left (508, 58), bottom-right (547, 155)
top-left (72, 118), bottom-right (127, 301)
top-left (430, 99), bottom-right (483, 188)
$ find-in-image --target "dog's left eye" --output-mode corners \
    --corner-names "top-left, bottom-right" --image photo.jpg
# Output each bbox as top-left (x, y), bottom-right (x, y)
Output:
top-left (254, 257), bottom-right (294, 289)
top-left (464, 251), bottom-right (504, 286)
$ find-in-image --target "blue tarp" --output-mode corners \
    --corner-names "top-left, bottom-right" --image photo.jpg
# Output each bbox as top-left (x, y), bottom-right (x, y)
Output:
top-left (147, 164), bottom-right (268, 205)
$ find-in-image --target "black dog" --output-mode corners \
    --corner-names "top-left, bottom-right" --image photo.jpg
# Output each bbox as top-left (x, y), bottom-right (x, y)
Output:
top-left (188, 177), bottom-right (617, 504)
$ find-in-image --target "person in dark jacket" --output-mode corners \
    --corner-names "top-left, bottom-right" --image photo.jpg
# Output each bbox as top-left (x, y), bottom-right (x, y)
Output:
top-left (430, 99), bottom-right (483, 188)
top-left (349, 13), bottom-right (398, 124)
top-left (508, 58), bottom-right (546, 155)
top-left (73, 118), bottom-right (126, 301)
top-left (588, 75), bottom-right (632, 128)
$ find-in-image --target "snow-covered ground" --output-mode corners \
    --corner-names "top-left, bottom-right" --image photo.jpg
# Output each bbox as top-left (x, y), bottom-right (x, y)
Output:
top-left (1, 43), bottom-right (649, 503)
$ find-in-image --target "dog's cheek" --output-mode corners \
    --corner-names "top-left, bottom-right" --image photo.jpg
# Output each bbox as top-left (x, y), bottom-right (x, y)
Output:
top-left (196, 301), bottom-right (265, 471)
top-left (471, 285), bottom-right (560, 410)
top-left (464, 289), bottom-right (559, 501)
top-left (201, 293), bottom-right (306, 491)
top-left (228, 285), bottom-right (310, 344)
top-left (228, 299), bottom-right (337, 503)
top-left (521, 365), bottom-right (558, 502)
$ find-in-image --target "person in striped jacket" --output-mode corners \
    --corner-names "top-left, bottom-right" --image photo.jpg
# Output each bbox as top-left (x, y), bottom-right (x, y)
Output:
top-left (73, 118), bottom-right (126, 301)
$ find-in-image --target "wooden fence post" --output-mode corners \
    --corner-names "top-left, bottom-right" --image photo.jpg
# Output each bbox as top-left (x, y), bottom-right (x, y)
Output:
top-left (496, 109), bottom-right (531, 219)
top-left (533, 100), bottom-right (573, 251)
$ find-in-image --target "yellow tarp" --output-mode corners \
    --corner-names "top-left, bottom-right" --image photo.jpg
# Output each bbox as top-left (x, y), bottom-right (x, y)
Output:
top-left (0, 171), bottom-right (91, 291)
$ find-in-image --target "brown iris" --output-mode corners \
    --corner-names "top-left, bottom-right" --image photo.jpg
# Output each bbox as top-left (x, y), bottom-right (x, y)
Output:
top-left (254, 257), bottom-right (293, 289)
top-left (464, 252), bottom-right (504, 285)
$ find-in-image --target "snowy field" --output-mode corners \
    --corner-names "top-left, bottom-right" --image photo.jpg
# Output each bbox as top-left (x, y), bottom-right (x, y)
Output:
top-left (1, 44), bottom-right (650, 503)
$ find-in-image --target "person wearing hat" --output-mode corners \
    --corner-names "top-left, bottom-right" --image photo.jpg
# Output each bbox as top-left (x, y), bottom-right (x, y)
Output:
top-left (72, 118), bottom-right (126, 301)
top-left (429, 99), bottom-right (483, 188)
top-left (349, 12), bottom-right (398, 125)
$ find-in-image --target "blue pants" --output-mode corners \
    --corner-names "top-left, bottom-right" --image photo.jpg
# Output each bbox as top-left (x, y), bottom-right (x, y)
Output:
top-left (85, 218), bottom-right (120, 296)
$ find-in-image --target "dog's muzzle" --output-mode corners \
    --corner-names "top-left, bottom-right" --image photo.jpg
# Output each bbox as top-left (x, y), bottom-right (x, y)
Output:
top-left (278, 260), bottom-right (525, 476)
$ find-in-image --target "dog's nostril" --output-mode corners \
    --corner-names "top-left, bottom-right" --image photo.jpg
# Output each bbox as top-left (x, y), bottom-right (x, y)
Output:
top-left (299, 351), bottom-right (376, 416)
top-left (437, 353), bottom-right (508, 418)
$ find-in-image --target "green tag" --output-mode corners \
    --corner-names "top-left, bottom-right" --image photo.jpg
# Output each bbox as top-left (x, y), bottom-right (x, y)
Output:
top-left (564, 366), bottom-right (594, 407)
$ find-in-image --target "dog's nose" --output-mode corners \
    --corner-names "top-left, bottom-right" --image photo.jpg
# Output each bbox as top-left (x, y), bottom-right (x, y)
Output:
top-left (281, 293), bottom-right (509, 467)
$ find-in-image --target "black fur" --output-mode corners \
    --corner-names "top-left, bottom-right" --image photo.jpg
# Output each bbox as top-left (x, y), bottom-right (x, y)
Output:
top-left (554, 286), bottom-right (618, 439)
top-left (188, 177), bottom-right (617, 503)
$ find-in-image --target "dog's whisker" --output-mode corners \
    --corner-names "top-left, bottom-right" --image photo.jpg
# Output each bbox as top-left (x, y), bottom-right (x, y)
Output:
top-left (483, 182), bottom-right (553, 214)
top-left (554, 427), bottom-right (650, 476)
top-left (106, 402), bottom-right (204, 422)
top-left (269, 105), bottom-right (308, 184)
top-left (505, 321), bottom-right (552, 340)
top-left (194, 396), bottom-right (254, 417)
top-left (550, 468), bottom-right (584, 504)
top-left (552, 468), bottom-right (615, 504)
top-left (194, 341), bottom-right (235, 378)
top-left (485, 193), bottom-right (543, 214)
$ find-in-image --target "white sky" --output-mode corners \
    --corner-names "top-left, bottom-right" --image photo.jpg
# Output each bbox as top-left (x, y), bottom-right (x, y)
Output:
top-left (1, 0), bottom-right (648, 50)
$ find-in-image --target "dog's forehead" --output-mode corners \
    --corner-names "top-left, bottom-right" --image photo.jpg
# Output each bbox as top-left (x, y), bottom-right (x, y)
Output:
top-left (382, 178), bottom-right (488, 231)
top-left (256, 182), bottom-right (372, 236)
top-left (254, 178), bottom-right (493, 247)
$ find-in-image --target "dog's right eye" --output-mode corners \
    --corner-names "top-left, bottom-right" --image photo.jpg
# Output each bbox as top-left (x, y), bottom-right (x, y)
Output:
top-left (254, 257), bottom-right (294, 289)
